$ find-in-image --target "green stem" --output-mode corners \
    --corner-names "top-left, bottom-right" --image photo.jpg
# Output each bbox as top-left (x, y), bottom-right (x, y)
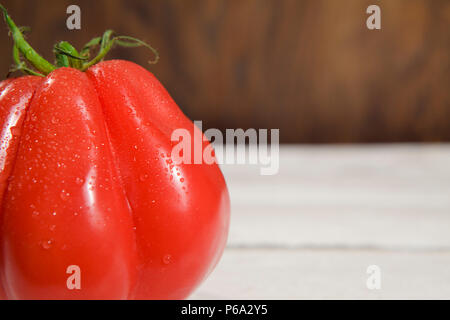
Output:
top-left (1, 4), bottom-right (159, 76)
top-left (12, 45), bottom-right (45, 76)
top-left (81, 32), bottom-right (159, 71)
top-left (54, 41), bottom-right (87, 69)
top-left (55, 47), bottom-right (70, 68)
top-left (81, 30), bottom-right (115, 70)
top-left (1, 4), bottom-right (55, 75)
top-left (80, 37), bottom-right (101, 57)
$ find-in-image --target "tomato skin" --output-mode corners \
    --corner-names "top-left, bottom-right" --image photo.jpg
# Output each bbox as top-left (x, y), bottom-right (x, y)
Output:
top-left (0, 62), bottom-right (230, 299)
top-left (0, 77), bottom-right (43, 201)
top-left (1, 68), bottom-right (138, 299)
top-left (0, 76), bottom-right (43, 300)
top-left (87, 60), bottom-right (230, 299)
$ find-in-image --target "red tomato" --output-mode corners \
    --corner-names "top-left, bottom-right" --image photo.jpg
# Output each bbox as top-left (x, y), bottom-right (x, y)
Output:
top-left (0, 61), bottom-right (230, 299)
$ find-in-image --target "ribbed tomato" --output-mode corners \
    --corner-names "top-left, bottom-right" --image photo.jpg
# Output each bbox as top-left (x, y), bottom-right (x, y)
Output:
top-left (0, 6), bottom-right (229, 300)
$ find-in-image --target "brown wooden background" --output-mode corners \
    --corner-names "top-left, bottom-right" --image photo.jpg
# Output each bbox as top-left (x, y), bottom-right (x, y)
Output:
top-left (1, 0), bottom-right (449, 143)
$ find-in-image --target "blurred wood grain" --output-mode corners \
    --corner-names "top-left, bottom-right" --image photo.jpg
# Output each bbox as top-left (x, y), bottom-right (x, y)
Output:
top-left (1, 0), bottom-right (449, 143)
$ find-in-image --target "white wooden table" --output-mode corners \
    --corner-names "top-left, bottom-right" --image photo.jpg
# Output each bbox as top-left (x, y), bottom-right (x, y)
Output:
top-left (191, 144), bottom-right (450, 299)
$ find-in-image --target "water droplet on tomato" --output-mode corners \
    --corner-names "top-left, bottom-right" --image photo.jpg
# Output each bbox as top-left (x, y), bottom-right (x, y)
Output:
top-left (162, 254), bottom-right (172, 265)
top-left (40, 239), bottom-right (54, 250)
top-left (60, 191), bottom-right (70, 201)
top-left (10, 126), bottom-right (20, 136)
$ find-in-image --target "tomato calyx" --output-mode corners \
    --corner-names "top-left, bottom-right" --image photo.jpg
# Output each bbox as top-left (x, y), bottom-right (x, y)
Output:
top-left (1, 4), bottom-right (159, 77)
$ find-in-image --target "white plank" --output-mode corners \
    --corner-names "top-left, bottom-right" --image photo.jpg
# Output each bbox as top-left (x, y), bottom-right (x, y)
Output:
top-left (219, 144), bottom-right (450, 250)
top-left (191, 145), bottom-right (450, 299)
top-left (191, 248), bottom-right (450, 300)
